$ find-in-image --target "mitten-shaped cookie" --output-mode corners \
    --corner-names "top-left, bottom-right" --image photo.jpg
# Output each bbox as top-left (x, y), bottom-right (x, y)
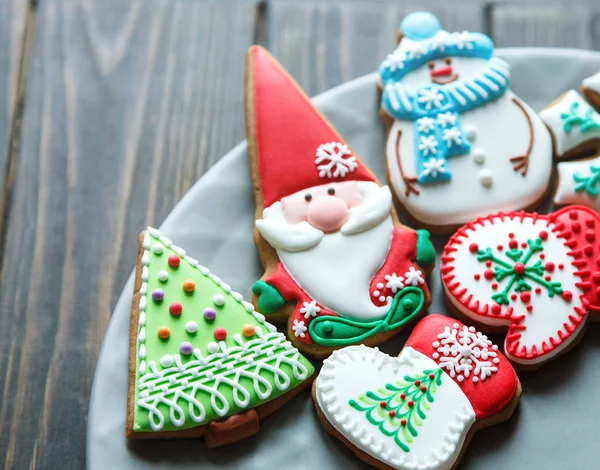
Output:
top-left (127, 228), bottom-right (314, 447)
top-left (313, 314), bottom-right (520, 470)
top-left (245, 45), bottom-right (435, 358)
top-left (379, 11), bottom-right (553, 233)
top-left (442, 206), bottom-right (600, 368)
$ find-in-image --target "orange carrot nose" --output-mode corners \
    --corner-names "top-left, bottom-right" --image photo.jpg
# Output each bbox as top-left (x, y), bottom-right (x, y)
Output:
top-left (430, 65), bottom-right (453, 77)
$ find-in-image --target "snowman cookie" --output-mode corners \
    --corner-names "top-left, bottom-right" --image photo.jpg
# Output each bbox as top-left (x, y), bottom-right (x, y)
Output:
top-left (245, 46), bottom-right (436, 358)
top-left (379, 12), bottom-right (553, 233)
top-left (313, 314), bottom-right (520, 470)
top-left (126, 228), bottom-right (314, 447)
top-left (441, 206), bottom-right (600, 369)
top-left (581, 71), bottom-right (600, 112)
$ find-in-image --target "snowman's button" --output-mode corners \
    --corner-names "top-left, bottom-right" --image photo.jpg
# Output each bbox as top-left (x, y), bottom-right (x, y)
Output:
top-left (472, 148), bottom-right (485, 164)
top-left (464, 125), bottom-right (477, 142)
top-left (479, 169), bottom-right (493, 187)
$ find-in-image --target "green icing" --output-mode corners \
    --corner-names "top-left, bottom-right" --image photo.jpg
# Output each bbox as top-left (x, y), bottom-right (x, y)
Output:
top-left (309, 287), bottom-right (424, 346)
top-left (252, 280), bottom-right (285, 314)
top-left (560, 100), bottom-right (600, 133)
top-left (573, 163), bottom-right (600, 196)
top-left (349, 368), bottom-right (443, 452)
top-left (133, 230), bottom-right (314, 433)
top-left (415, 229), bottom-right (436, 267)
top-left (474, 237), bottom-right (563, 306)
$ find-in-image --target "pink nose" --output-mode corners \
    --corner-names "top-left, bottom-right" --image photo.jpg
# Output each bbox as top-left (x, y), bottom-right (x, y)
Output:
top-left (306, 196), bottom-right (349, 233)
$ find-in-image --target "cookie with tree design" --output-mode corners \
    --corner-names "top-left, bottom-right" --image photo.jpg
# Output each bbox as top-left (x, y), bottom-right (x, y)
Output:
top-left (441, 206), bottom-right (600, 369)
top-left (126, 228), bottom-right (315, 447)
top-left (313, 314), bottom-right (520, 470)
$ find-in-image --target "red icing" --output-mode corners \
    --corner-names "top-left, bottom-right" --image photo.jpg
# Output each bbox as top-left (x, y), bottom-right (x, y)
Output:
top-left (248, 46), bottom-right (374, 208)
top-left (262, 227), bottom-right (427, 344)
top-left (441, 206), bottom-right (600, 364)
top-left (406, 315), bottom-right (518, 419)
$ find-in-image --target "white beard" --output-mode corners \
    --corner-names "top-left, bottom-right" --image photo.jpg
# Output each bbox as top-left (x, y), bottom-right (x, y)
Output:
top-left (256, 183), bottom-right (395, 321)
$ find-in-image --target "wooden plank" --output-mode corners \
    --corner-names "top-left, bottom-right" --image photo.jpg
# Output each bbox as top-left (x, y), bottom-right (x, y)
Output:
top-left (0, 1), bottom-right (257, 469)
top-left (490, 4), bottom-right (596, 48)
top-left (266, 0), bottom-right (486, 96)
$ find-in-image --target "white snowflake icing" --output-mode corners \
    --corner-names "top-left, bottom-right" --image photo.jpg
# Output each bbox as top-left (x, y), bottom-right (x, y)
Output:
top-left (418, 136), bottom-right (439, 156)
top-left (432, 323), bottom-right (500, 383)
top-left (300, 301), bottom-right (321, 319)
top-left (454, 31), bottom-right (474, 50)
top-left (416, 117), bottom-right (436, 133)
top-left (421, 157), bottom-right (446, 178)
top-left (384, 273), bottom-right (405, 293)
top-left (442, 127), bottom-right (462, 147)
top-left (292, 319), bottom-right (307, 338)
top-left (403, 266), bottom-right (424, 286)
top-left (417, 88), bottom-right (444, 110)
top-left (385, 50), bottom-right (406, 72)
top-left (436, 111), bottom-right (457, 127)
top-left (315, 142), bottom-right (358, 179)
top-left (406, 43), bottom-right (430, 59)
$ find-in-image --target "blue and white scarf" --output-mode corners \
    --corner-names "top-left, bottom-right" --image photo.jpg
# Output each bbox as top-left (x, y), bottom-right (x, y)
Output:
top-left (381, 57), bottom-right (510, 184)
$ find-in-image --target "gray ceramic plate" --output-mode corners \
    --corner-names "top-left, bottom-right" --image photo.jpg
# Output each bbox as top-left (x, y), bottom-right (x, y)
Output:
top-left (88, 48), bottom-right (600, 470)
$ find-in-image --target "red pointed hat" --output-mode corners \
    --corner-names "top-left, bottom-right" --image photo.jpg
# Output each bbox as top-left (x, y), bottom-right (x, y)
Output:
top-left (246, 46), bottom-right (375, 208)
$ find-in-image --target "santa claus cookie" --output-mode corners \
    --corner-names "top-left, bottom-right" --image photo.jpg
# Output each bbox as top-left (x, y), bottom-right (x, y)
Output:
top-left (379, 12), bottom-right (553, 233)
top-left (441, 206), bottom-right (600, 369)
top-left (127, 228), bottom-right (314, 447)
top-left (581, 71), bottom-right (600, 112)
top-left (313, 314), bottom-right (520, 470)
top-left (244, 46), bottom-right (436, 358)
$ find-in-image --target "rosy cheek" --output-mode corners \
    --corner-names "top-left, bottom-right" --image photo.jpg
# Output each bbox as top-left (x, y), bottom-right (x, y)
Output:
top-left (281, 196), bottom-right (309, 224)
top-left (333, 182), bottom-right (363, 208)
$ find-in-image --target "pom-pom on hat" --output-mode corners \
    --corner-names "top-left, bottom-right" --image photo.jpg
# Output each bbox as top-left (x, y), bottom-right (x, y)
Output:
top-left (380, 11), bottom-right (495, 85)
top-left (245, 46), bottom-right (375, 208)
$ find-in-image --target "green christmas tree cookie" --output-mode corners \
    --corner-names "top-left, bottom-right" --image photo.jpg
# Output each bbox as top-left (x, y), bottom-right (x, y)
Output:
top-left (127, 228), bottom-right (314, 446)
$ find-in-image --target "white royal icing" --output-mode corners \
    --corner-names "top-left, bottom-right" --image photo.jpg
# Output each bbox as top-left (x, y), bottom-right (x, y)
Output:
top-left (582, 71), bottom-right (600, 95)
top-left (540, 90), bottom-right (600, 158)
top-left (554, 156), bottom-right (600, 211)
top-left (315, 345), bottom-right (476, 470)
top-left (443, 215), bottom-right (587, 365)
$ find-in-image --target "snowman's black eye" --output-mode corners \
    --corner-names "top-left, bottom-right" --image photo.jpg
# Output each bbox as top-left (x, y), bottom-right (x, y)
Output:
top-left (305, 193), bottom-right (312, 201)
top-left (328, 187), bottom-right (335, 195)
top-left (444, 57), bottom-right (452, 65)
top-left (428, 61), bottom-right (435, 70)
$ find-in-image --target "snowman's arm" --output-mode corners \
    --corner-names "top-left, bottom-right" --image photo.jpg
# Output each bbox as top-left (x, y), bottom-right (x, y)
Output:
top-left (393, 129), bottom-right (420, 196)
top-left (509, 97), bottom-right (534, 176)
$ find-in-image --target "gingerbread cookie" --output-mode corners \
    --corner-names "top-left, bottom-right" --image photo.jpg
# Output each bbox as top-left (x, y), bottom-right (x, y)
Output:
top-left (127, 228), bottom-right (315, 447)
top-left (313, 314), bottom-right (520, 470)
top-left (581, 71), bottom-right (600, 112)
top-left (244, 46), bottom-right (436, 358)
top-left (441, 206), bottom-right (600, 369)
top-left (378, 12), bottom-right (553, 233)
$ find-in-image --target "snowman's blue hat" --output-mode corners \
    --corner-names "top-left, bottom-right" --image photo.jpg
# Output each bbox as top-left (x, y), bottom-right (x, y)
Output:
top-left (380, 11), bottom-right (495, 84)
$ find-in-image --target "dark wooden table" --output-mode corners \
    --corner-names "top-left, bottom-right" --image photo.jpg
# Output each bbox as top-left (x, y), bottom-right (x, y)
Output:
top-left (0, 0), bottom-right (599, 468)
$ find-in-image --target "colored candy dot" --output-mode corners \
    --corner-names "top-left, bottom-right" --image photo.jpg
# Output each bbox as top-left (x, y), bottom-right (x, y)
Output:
top-left (491, 304), bottom-right (501, 315)
top-left (511, 293), bottom-right (517, 301)
top-left (429, 373), bottom-right (435, 379)
top-left (185, 321), bottom-right (198, 333)
top-left (569, 210), bottom-right (578, 220)
top-left (513, 263), bottom-right (525, 275)
top-left (407, 400), bottom-right (414, 408)
top-left (573, 222), bottom-right (581, 233)
top-left (545, 262), bottom-right (555, 272)
top-left (169, 302), bottom-right (182, 316)
top-left (585, 245), bottom-right (594, 257)
top-left (214, 328), bottom-right (227, 341)
top-left (207, 342), bottom-right (220, 354)
top-left (562, 290), bottom-right (573, 302)
top-left (509, 240), bottom-right (518, 249)
top-left (520, 292), bottom-right (531, 303)
top-left (540, 254), bottom-right (545, 260)
top-left (204, 308), bottom-right (216, 321)
top-left (414, 380), bottom-right (421, 386)
top-left (180, 342), bottom-right (193, 355)
top-left (152, 289), bottom-right (164, 302)
top-left (242, 324), bottom-right (255, 337)
top-left (380, 401), bottom-right (387, 408)
top-left (183, 280), bottom-right (196, 293)
top-left (473, 273), bottom-right (480, 281)
top-left (157, 326), bottom-right (170, 339)
top-left (388, 410), bottom-right (396, 418)
top-left (151, 243), bottom-right (164, 255)
top-left (469, 243), bottom-right (478, 253)
top-left (157, 270), bottom-right (169, 282)
top-left (535, 287), bottom-right (542, 294)
top-left (539, 231), bottom-right (548, 240)
top-left (486, 261), bottom-right (492, 268)
top-left (496, 244), bottom-right (503, 251)
top-left (400, 393), bottom-right (406, 400)
top-left (491, 283), bottom-right (498, 290)
top-left (586, 230), bottom-right (596, 242)
top-left (509, 232), bottom-right (514, 238)
top-left (544, 275), bottom-right (551, 281)
top-left (400, 419), bottom-right (407, 426)
top-left (168, 255), bottom-right (180, 268)
top-left (587, 218), bottom-right (596, 228)
top-left (484, 269), bottom-right (494, 280)
top-left (213, 294), bottom-right (225, 306)
top-left (526, 305), bottom-right (533, 312)
top-left (558, 264), bottom-right (564, 270)
top-left (420, 386), bottom-right (427, 392)
top-left (593, 272), bottom-right (600, 284)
